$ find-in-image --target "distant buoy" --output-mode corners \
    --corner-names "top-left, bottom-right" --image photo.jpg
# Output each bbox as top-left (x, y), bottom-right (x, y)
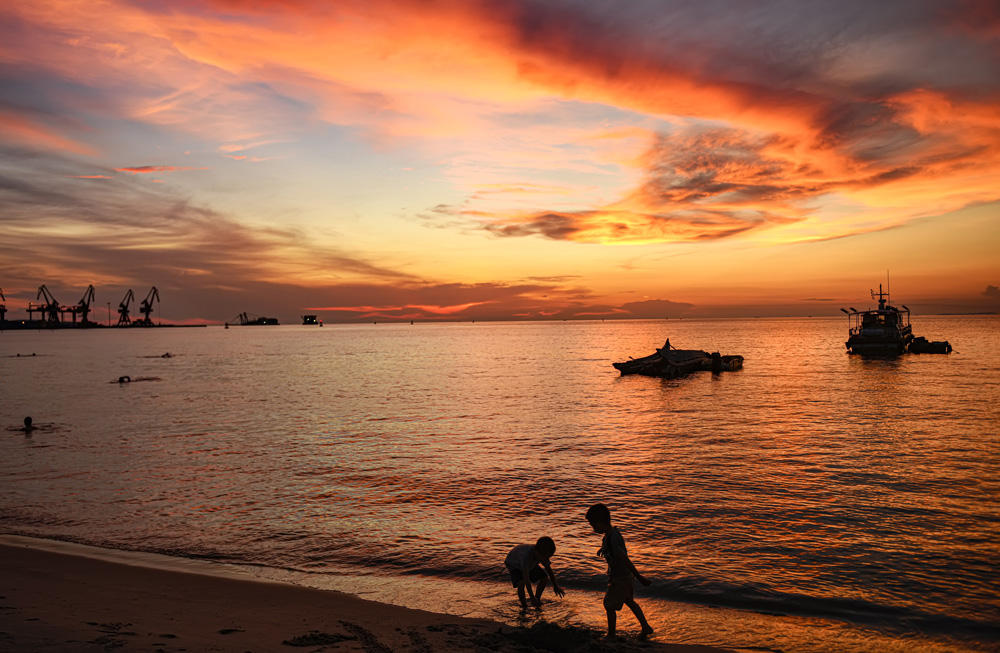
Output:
top-left (118, 375), bottom-right (131, 383)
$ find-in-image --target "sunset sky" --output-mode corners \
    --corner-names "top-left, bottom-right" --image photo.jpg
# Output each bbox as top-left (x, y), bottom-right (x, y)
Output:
top-left (1, 0), bottom-right (998, 322)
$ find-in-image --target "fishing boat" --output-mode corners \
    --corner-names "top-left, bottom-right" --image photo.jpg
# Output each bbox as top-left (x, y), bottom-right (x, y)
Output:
top-left (841, 284), bottom-right (950, 355)
top-left (613, 340), bottom-right (744, 379)
top-left (842, 284), bottom-right (911, 355)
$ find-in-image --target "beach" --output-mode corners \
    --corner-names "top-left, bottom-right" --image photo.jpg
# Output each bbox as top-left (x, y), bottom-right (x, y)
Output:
top-left (0, 536), bottom-right (727, 652)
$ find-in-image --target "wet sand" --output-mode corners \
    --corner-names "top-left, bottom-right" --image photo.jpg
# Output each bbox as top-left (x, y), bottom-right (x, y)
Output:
top-left (0, 536), bottom-right (728, 652)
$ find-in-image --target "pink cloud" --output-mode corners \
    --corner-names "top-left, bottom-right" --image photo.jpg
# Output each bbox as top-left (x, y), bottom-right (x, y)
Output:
top-left (115, 165), bottom-right (208, 174)
top-left (0, 109), bottom-right (95, 155)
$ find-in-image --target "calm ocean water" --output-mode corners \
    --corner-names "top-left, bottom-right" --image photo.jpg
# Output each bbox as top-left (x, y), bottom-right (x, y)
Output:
top-left (2, 317), bottom-right (998, 652)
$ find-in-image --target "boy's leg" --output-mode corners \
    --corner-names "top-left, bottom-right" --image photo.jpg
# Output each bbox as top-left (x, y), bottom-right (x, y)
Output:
top-left (517, 585), bottom-right (527, 608)
top-left (603, 589), bottom-right (620, 637)
top-left (625, 599), bottom-right (653, 636)
top-left (534, 576), bottom-right (548, 601)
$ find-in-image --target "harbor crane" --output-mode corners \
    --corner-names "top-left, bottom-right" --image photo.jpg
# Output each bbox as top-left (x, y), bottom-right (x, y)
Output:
top-left (70, 284), bottom-right (96, 324)
top-left (137, 286), bottom-right (160, 326)
top-left (117, 289), bottom-right (135, 326)
top-left (0, 288), bottom-right (6, 322)
top-left (28, 285), bottom-right (62, 325)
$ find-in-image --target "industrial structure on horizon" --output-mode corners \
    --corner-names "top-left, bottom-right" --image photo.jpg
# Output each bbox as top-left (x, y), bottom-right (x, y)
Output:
top-left (1, 284), bottom-right (163, 329)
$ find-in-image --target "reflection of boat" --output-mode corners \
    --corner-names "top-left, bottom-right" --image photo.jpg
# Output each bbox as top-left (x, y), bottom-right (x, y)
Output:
top-left (613, 340), bottom-right (743, 379)
top-left (842, 285), bottom-right (950, 355)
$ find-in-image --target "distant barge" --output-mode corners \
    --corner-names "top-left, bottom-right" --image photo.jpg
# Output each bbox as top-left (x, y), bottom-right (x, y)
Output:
top-left (842, 285), bottom-right (951, 355)
top-left (614, 340), bottom-right (744, 379)
top-left (229, 312), bottom-right (279, 326)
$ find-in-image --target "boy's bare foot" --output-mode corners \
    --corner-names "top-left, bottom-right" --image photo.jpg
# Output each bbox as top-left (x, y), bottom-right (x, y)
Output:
top-left (639, 626), bottom-right (654, 640)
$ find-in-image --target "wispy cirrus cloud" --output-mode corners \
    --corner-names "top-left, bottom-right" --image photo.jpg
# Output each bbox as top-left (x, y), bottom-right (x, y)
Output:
top-left (115, 165), bottom-right (208, 174)
top-left (0, 146), bottom-right (688, 322)
top-left (0, 106), bottom-right (95, 155)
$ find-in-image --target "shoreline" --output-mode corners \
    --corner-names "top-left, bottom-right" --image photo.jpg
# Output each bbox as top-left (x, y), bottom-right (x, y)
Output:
top-left (0, 535), bottom-right (728, 652)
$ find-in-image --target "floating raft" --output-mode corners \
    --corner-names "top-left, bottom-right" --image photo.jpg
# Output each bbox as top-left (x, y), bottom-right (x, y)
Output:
top-left (613, 344), bottom-right (743, 379)
top-left (908, 336), bottom-right (952, 354)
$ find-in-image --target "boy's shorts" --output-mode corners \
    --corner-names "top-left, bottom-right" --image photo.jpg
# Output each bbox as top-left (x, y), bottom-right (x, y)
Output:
top-left (509, 565), bottom-right (545, 588)
top-left (603, 577), bottom-right (634, 611)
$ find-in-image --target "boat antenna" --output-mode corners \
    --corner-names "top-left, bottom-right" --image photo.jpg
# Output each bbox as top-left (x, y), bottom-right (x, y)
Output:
top-left (887, 269), bottom-right (890, 307)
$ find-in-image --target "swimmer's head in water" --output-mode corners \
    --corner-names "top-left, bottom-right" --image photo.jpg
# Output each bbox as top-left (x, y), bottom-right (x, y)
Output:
top-left (24, 416), bottom-right (32, 427)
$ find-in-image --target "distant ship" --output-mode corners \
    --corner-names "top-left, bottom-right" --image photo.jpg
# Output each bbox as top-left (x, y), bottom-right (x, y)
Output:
top-left (232, 312), bottom-right (278, 326)
top-left (841, 285), bottom-right (950, 355)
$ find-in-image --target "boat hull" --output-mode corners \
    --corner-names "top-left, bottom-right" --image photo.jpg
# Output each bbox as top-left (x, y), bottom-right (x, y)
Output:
top-left (845, 335), bottom-right (910, 356)
top-left (613, 348), bottom-right (743, 379)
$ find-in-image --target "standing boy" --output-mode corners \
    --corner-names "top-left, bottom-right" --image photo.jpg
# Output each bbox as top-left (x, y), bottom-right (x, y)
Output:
top-left (504, 536), bottom-right (566, 609)
top-left (585, 503), bottom-right (654, 639)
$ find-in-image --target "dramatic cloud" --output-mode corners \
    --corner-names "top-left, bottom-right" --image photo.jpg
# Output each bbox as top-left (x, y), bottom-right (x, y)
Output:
top-left (0, 146), bottom-right (420, 315)
top-left (0, 146), bottom-right (696, 322)
top-left (0, 0), bottom-right (997, 319)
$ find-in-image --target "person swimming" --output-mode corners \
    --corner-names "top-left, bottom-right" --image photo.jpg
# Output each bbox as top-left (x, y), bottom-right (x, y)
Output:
top-left (111, 375), bottom-right (161, 383)
top-left (22, 416), bottom-right (34, 433)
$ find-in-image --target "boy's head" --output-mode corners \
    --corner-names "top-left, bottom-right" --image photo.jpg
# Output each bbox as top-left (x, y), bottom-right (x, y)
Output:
top-left (586, 503), bottom-right (612, 533)
top-left (534, 536), bottom-right (556, 560)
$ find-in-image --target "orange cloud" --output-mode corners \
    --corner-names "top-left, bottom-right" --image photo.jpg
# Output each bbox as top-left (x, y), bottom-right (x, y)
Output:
top-left (1, 0), bottom-right (997, 251)
top-left (0, 109), bottom-right (94, 155)
top-left (115, 165), bottom-right (208, 174)
top-left (308, 301), bottom-right (487, 315)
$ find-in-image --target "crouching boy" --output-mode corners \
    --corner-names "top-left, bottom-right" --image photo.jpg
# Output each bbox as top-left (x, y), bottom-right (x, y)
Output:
top-left (504, 536), bottom-right (566, 609)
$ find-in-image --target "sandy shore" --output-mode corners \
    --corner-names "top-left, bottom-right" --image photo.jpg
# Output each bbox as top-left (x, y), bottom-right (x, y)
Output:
top-left (0, 536), bottom-right (728, 652)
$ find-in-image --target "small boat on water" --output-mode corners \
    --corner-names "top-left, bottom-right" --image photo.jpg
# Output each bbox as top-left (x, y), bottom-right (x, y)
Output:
top-left (613, 340), bottom-right (744, 379)
top-left (842, 284), bottom-right (951, 355)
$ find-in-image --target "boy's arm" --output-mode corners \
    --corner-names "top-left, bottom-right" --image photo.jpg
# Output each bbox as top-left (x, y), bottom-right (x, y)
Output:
top-left (542, 561), bottom-right (566, 597)
top-left (610, 533), bottom-right (652, 586)
top-left (623, 554), bottom-right (652, 585)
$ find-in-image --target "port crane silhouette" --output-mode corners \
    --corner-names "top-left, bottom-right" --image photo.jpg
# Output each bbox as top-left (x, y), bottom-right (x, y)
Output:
top-left (68, 285), bottom-right (96, 324)
top-left (27, 285), bottom-right (62, 325)
top-left (0, 288), bottom-right (6, 322)
top-left (137, 286), bottom-right (159, 326)
top-left (117, 289), bottom-right (135, 326)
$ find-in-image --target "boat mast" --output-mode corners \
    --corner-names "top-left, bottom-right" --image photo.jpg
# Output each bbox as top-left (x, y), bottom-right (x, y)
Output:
top-left (872, 283), bottom-right (888, 310)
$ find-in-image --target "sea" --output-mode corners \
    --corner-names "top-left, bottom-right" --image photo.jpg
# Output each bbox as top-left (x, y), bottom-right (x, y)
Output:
top-left (1, 316), bottom-right (997, 652)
